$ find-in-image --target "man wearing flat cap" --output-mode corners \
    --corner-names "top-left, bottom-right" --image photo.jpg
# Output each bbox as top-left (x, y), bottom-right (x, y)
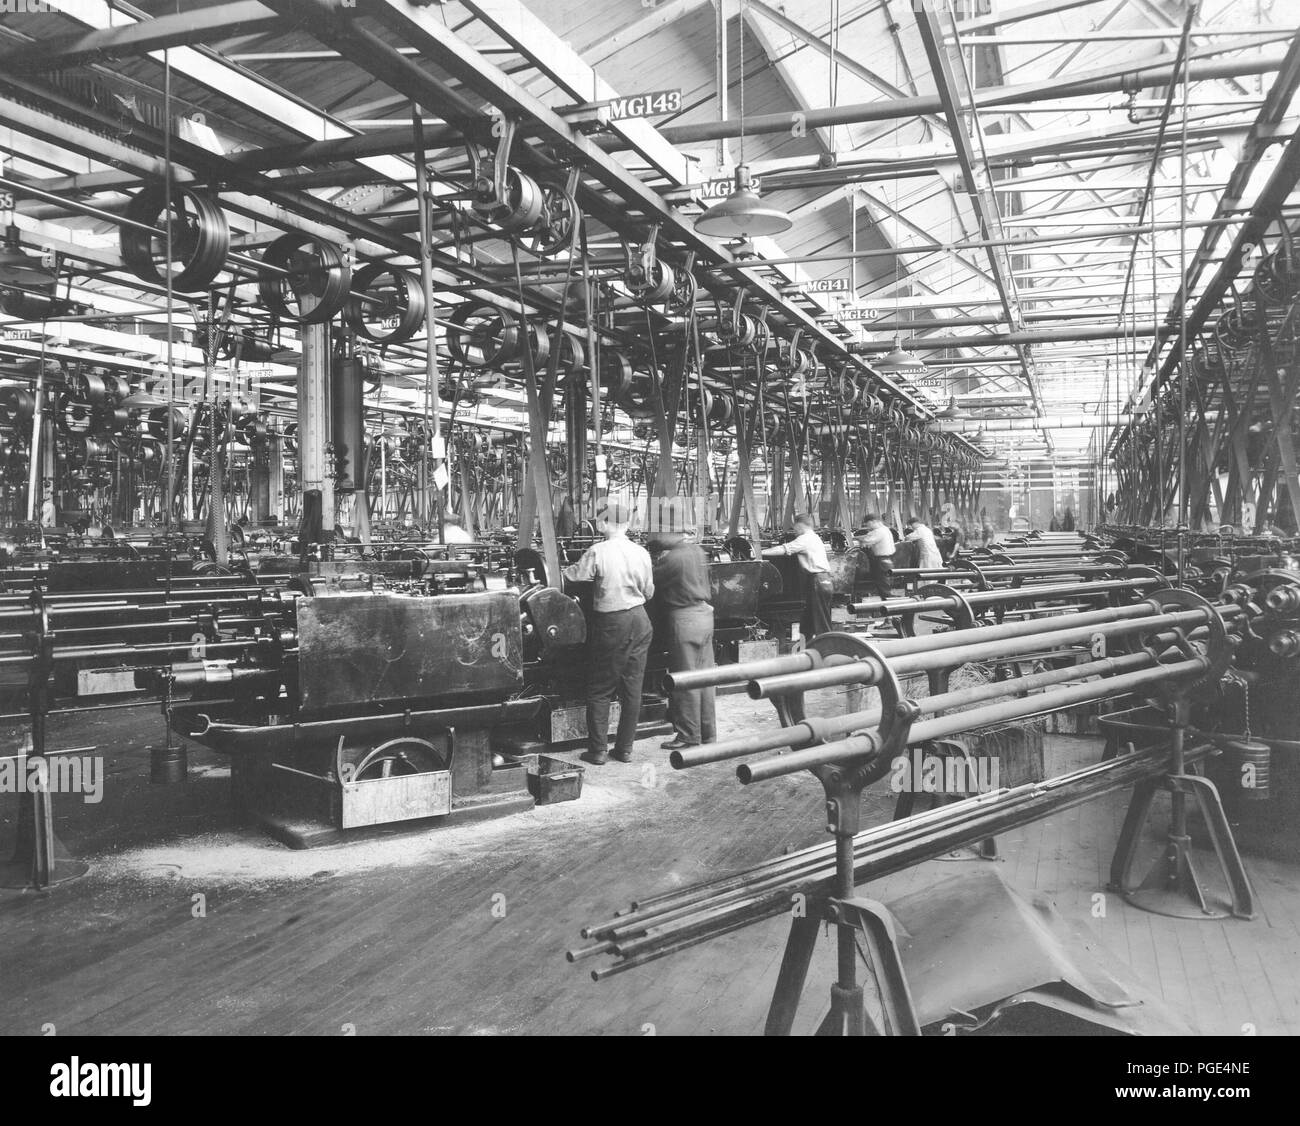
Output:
top-left (562, 500), bottom-right (655, 765)
top-left (649, 499), bottom-right (716, 752)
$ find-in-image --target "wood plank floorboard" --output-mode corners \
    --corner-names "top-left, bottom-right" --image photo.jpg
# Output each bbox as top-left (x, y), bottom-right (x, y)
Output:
top-left (1, 708), bottom-right (1296, 1035)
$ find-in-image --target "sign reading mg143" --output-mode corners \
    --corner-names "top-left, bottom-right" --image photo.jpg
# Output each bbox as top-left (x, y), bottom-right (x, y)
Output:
top-left (606, 89), bottom-right (681, 121)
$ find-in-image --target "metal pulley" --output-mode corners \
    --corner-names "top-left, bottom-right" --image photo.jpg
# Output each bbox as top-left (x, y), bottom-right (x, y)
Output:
top-left (667, 267), bottom-right (698, 317)
top-left (623, 228), bottom-right (676, 304)
top-left (343, 263), bottom-right (425, 345)
top-left (120, 183), bottom-right (230, 292)
top-left (555, 331), bottom-right (585, 375)
top-left (626, 257), bottom-right (675, 304)
top-left (776, 330), bottom-right (814, 379)
top-left (1253, 231), bottom-right (1297, 304)
top-left (57, 395), bottom-right (95, 436)
top-left (258, 234), bottom-right (352, 324)
top-left (599, 349), bottom-right (633, 399)
top-left (618, 371), bottom-right (658, 419)
top-left (90, 403), bottom-right (130, 436)
top-left (240, 418), bottom-right (270, 446)
top-left (510, 180), bottom-right (580, 257)
top-left (476, 167), bottom-right (544, 234)
top-left (145, 405), bottom-right (188, 442)
top-left (691, 388), bottom-right (714, 424)
top-left (0, 384), bottom-right (32, 423)
top-left (446, 302), bottom-right (520, 368)
top-left (829, 364), bottom-right (859, 405)
top-left (65, 435), bottom-right (113, 469)
top-left (1213, 299), bottom-right (1258, 352)
top-left (706, 392), bottom-right (734, 426)
top-left (67, 370), bottom-right (124, 405)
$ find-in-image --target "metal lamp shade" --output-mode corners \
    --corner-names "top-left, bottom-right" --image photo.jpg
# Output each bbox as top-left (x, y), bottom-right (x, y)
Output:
top-left (874, 338), bottom-right (926, 373)
top-left (0, 225), bottom-right (55, 286)
top-left (694, 166), bottom-right (792, 238)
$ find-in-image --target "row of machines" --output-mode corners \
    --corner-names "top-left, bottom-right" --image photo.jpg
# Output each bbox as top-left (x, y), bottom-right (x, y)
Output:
top-left (8, 521), bottom-right (1292, 858)
top-left (0, 521), bottom-right (786, 860)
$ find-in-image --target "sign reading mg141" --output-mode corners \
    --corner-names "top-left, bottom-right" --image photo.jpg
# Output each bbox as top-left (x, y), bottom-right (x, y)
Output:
top-left (606, 89), bottom-right (681, 121)
top-left (802, 277), bottom-right (850, 294)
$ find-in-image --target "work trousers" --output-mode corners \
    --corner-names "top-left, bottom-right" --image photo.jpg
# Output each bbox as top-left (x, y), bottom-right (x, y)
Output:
top-left (664, 603), bottom-right (717, 745)
top-left (801, 571), bottom-right (835, 640)
top-left (586, 605), bottom-right (653, 758)
top-left (869, 554), bottom-right (894, 600)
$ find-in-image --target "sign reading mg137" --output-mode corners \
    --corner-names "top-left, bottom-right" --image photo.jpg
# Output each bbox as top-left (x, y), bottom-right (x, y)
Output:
top-left (606, 89), bottom-right (682, 121)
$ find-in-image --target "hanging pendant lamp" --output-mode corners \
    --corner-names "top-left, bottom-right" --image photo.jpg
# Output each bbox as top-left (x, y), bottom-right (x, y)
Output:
top-left (0, 224), bottom-right (56, 286)
top-left (874, 335), bottom-right (926, 374)
top-left (935, 395), bottom-right (968, 420)
top-left (695, 165), bottom-right (792, 239)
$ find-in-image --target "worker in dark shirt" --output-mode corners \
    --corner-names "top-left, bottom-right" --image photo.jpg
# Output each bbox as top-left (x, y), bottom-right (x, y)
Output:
top-left (650, 507), bottom-right (716, 751)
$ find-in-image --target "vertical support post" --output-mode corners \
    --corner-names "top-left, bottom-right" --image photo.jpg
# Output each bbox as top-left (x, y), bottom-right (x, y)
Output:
top-left (25, 359), bottom-right (45, 523)
top-left (268, 432), bottom-right (284, 524)
top-left (582, 220), bottom-right (602, 518)
top-left (379, 429), bottom-right (387, 523)
top-left (413, 107), bottom-right (444, 543)
top-left (298, 312), bottom-right (333, 538)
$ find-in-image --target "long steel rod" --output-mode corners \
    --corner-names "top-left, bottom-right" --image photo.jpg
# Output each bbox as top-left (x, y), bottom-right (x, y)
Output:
top-left (586, 743), bottom-right (1214, 978)
top-left (749, 608), bottom-right (1210, 696)
top-left (850, 575), bottom-right (1160, 616)
top-left (672, 650), bottom-right (1155, 770)
top-left (739, 657), bottom-right (1206, 782)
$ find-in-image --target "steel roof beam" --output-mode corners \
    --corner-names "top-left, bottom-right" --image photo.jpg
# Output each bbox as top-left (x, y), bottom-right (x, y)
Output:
top-left (0, 1), bottom-right (282, 72)
top-left (745, 0), bottom-right (948, 139)
top-left (1128, 24), bottom-right (1300, 396)
top-left (650, 47), bottom-right (1287, 145)
top-left (263, 0), bottom-right (938, 416)
top-left (233, 50), bottom-right (1286, 169)
top-left (853, 325), bottom-right (1172, 352)
top-left (916, 3), bottom-right (1049, 437)
top-left (953, 0), bottom-right (1112, 34)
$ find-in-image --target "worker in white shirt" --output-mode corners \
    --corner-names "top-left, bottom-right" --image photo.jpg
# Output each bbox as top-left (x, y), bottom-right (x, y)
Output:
top-left (762, 512), bottom-right (833, 639)
top-left (856, 513), bottom-right (896, 600)
top-left (562, 500), bottom-right (655, 766)
top-left (904, 516), bottom-right (943, 570)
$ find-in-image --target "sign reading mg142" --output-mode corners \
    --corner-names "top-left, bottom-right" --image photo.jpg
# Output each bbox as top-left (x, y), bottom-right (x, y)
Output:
top-left (606, 89), bottom-right (681, 121)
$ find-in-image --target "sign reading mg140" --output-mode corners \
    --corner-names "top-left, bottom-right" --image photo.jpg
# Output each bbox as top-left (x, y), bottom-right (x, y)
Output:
top-left (606, 89), bottom-right (682, 121)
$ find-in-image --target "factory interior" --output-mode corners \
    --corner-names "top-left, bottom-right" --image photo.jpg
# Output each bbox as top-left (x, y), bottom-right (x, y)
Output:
top-left (1, 0), bottom-right (1300, 1055)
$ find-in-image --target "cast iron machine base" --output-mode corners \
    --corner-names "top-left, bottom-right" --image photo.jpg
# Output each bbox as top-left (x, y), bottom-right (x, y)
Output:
top-left (2, 590), bottom-right (90, 890)
top-left (1107, 595), bottom-right (1255, 920)
top-left (760, 633), bottom-right (922, 1036)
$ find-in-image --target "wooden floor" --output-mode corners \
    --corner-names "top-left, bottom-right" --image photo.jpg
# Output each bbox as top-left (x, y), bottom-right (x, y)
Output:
top-left (1, 697), bottom-right (1298, 1036)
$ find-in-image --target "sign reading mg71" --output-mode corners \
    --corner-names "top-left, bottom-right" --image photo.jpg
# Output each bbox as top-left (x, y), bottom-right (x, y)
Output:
top-left (606, 89), bottom-right (682, 121)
